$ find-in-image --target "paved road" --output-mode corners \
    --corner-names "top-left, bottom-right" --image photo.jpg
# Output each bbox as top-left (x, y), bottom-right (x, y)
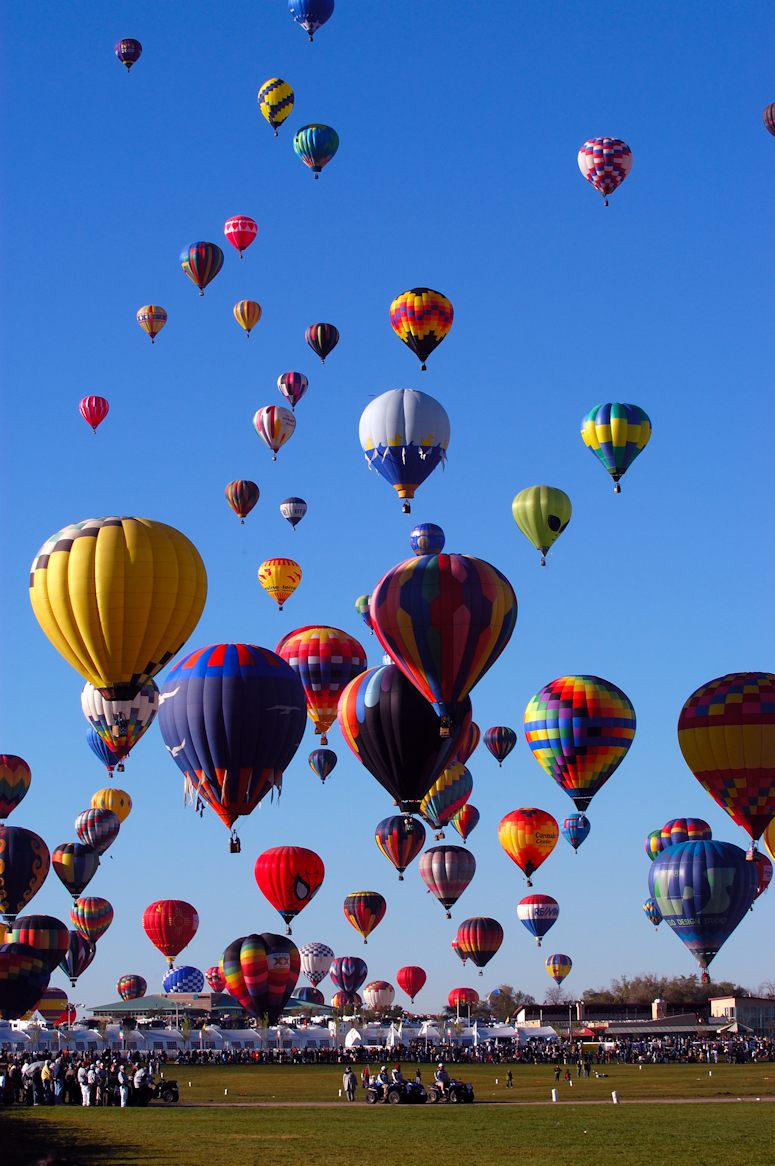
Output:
top-left (183, 1094), bottom-right (775, 1108)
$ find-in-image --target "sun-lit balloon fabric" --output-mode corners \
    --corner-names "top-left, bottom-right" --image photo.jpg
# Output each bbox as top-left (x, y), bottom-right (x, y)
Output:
top-left (498, 808), bottom-right (559, 886)
top-left (363, 980), bottom-right (395, 1010)
top-left (763, 104), bottom-right (775, 137)
top-left (305, 323), bottom-right (339, 363)
top-left (448, 987), bottom-right (479, 1010)
top-left (0, 755), bottom-right (31, 820)
top-left (222, 933), bottom-right (300, 1022)
top-left (660, 818), bottom-right (712, 847)
top-left (389, 288), bottom-right (454, 370)
top-left (179, 242), bottom-right (224, 295)
top-left (418, 844), bottom-right (476, 918)
top-left (59, 931), bottom-right (96, 987)
top-left (277, 625), bottom-right (367, 744)
top-left (79, 396), bottom-right (109, 433)
top-left (233, 300), bottom-right (262, 336)
top-left (343, 891), bottom-right (386, 943)
top-left (86, 729), bottom-right (117, 774)
top-left (225, 480), bottom-right (259, 522)
top-left (117, 974), bottom-right (147, 1001)
top-left (115, 38), bottom-right (142, 70)
top-left (560, 813), bottom-right (591, 852)
top-left (296, 985), bottom-right (325, 1006)
top-left (9, 915), bottom-right (69, 972)
top-left (648, 840), bottom-right (757, 979)
top-left (204, 966), bottom-right (226, 993)
top-left (277, 371), bottom-right (308, 411)
top-left (764, 819), bottom-right (775, 863)
top-left (409, 522), bottom-right (445, 555)
top-left (74, 808), bottom-right (120, 856)
top-left (524, 676), bottom-right (636, 813)
top-left (51, 843), bottom-right (99, 899)
top-left (80, 680), bottom-right (159, 768)
top-left (163, 965), bottom-right (205, 994)
top-left (288, 0), bottom-right (335, 40)
top-left (0, 826), bottom-right (50, 922)
top-left (677, 672), bottom-right (775, 842)
top-left (456, 917), bottom-right (503, 973)
top-left (359, 388), bottom-right (450, 513)
top-left (280, 497), bottom-right (307, 528)
top-left (142, 900), bottom-right (199, 968)
top-left (396, 966), bottom-right (426, 1002)
top-left (308, 748), bottom-right (337, 783)
top-left (70, 896), bottom-right (113, 945)
top-left (483, 726), bottom-right (517, 767)
top-left (29, 516), bottom-right (207, 700)
top-left (577, 137), bottom-right (632, 204)
top-left (258, 78), bottom-right (294, 135)
top-left (455, 721), bottom-right (480, 765)
top-left (91, 786), bottom-right (132, 823)
top-left (545, 953), bottom-right (572, 985)
top-left (370, 554), bottom-right (517, 726)
top-left (512, 487), bottom-right (572, 566)
top-left (299, 941), bottom-right (334, 987)
top-left (136, 305), bottom-right (167, 343)
top-left (516, 895), bottom-right (559, 947)
top-left (753, 852), bottom-right (772, 899)
top-left (374, 815), bottom-right (426, 880)
top-left (0, 947), bottom-right (50, 1020)
top-left (420, 763), bottom-right (473, 832)
top-left (254, 845), bottom-right (325, 933)
top-left (224, 215), bottom-right (257, 257)
top-left (581, 403), bottom-right (651, 493)
top-left (34, 987), bottom-right (69, 1024)
top-left (450, 803), bottom-right (479, 842)
top-left (257, 559), bottom-right (302, 611)
top-left (159, 643), bottom-right (307, 832)
top-left (330, 955), bottom-right (368, 996)
top-left (254, 405), bottom-right (296, 460)
top-left (293, 124), bottom-right (339, 178)
top-left (642, 897), bottom-right (662, 928)
top-left (354, 594), bottom-right (372, 632)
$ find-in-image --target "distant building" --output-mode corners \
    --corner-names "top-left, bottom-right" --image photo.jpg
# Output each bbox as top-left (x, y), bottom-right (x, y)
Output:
top-left (709, 996), bottom-right (775, 1035)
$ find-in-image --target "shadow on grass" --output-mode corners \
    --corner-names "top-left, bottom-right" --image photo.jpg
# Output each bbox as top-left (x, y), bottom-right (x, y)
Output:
top-left (0, 1111), bottom-right (143, 1166)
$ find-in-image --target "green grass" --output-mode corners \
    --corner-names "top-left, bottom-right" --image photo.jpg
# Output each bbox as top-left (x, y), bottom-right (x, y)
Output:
top-left (2, 1064), bottom-right (773, 1166)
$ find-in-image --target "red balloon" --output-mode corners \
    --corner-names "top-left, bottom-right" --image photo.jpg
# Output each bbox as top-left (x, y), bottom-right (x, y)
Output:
top-left (448, 986), bottom-right (479, 1009)
top-left (396, 965), bottom-right (426, 1003)
top-left (254, 846), bottom-right (325, 933)
top-left (224, 215), bottom-right (258, 256)
top-left (205, 965), bottom-right (226, 993)
top-left (79, 396), bottom-right (109, 433)
top-left (455, 721), bottom-right (481, 765)
top-left (752, 851), bottom-right (772, 900)
top-left (142, 900), bottom-right (199, 967)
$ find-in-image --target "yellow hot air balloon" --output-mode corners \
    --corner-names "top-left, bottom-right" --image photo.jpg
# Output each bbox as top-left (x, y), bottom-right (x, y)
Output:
top-left (511, 486), bottom-right (572, 566)
top-left (136, 305), bottom-right (168, 344)
top-left (29, 517), bottom-right (207, 699)
top-left (257, 78), bottom-right (294, 136)
top-left (91, 787), bottom-right (132, 823)
top-left (763, 818), bottom-right (775, 863)
top-left (233, 300), bottom-right (262, 337)
top-left (258, 559), bottom-right (302, 612)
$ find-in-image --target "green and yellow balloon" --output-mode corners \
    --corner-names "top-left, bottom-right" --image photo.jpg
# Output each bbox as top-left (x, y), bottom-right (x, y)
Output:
top-left (512, 486), bottom-right (572, 566)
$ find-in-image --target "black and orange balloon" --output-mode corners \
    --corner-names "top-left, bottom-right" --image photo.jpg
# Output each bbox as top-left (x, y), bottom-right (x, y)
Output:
top-left (342, 891), bottom-right (386, 944)
top-left (374, 815), bottom-right (426, 880)
top-left (0, 825), bottom-right (50, 923)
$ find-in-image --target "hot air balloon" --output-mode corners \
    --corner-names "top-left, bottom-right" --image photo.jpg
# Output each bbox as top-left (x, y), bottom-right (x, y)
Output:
top-left (59, 931), bottom-right (96, 987)
top-left (224, 215), bottom-right (257, 257)
top-left (34, 986), bottom-right (69, 1024)
top-left (293, 124), bottom-right (339, 178)
top-left (299, 941), bottom-right (334, 987)
top-left (0, 755), bottom-right (31, 820)
top-left (763, 104), bottom-right (775, 137)
top-left (450, 803), bottom-right (479, 843)
top-left (483, 726), bottom-right (517, 767)
top-left (389, 288), bottom-right (454, 371)
top-left (512, 487), bottom-right (572, 566)
top-left (644, 830), bottom-right (664, 862)
top-left (305, 323), bottom-right (339, 363)
top-left (370, 554), bottom-right (517, 728)
top-left (277, 372), bottom-right (308, 411)
top-left (649, 840), bottom-right (757, 982)
top-left (254, 846), bottom-right (325, 933)
top-left (159, 643), bottom-right (307, 838)
top-left (117, 974), bottom-right (147, 1001)
top-left (331, 991), bottom-right (361, 1011)
top-left (420, 763), bottom-right (473, 838)
top-left (752, 852), bottom-right (772, 899)
top-left (295, 986), bottom-right (325, 1007)
top-left (764, 819), bottom-right (775, 863)
top-left (254, 405), bottom-right (296, 460)
top-left (115, 38), bottom-right (142, 70)
top-left (0, 825), bottom-right (50, 923)
top-left (280, 497), bottom-right (307, 528)
top-left (179, 242), bottom-right (224, 295)
top-left (70, 896), bottom-right (114, 945)
top-left (81, 680), bottom-right (159, 771)
top-left (524, 676), bottom-right (636, 812)
top-left (329, 955), bottom-right (368, 995)
top-left (456, 917), bottom-right (503, 974)
top-left (374, 816), bottom-right (426, 880)
top-left (643, 898), bottom-right (662, 928)
top-left (136, 305), bottom-right (167, 343)
top-left (419, 845), bottom-right (475, 918)
top-left (205, 966), bottom-right (226, 993)
top-left (358, 389), bottom-right (450, 513)
top-left (0, 944), bottom-right (50, 1019)
top-left (258, 78), bottom-right (294, 135)
top-left (9, 915), bottom-right (69, 972)
top-left (451, 937), bottom-right (466, 965)
top-left (545, 953), bottom-right (572, 986)
top-left (79, 395), bottom-right (109, 433)
top-left (86, 730), bottom-right (117, 775)
top-left (338, 664), bottom-right (471, 812)
top-left (277, 625), bottom-right (367, 745)
top-left (455, 722), bottom-right (480, 766)
top-left (225, 480), bottom-right (259, 523)
top-left (498, 808), bottom-right (559, 887)
top-left (516, 895), bottom-right (559, 947)
top-left (354, 594), bottom-right (373, 632)
top-left (142, 900), bottom-right (199, 968)
top-left (30, 517), bottom-right (207, 700)
top-left (51, 843), bottom-right (99, 899)
top-left (677, 673), bottom-right (775, 842)
top-left (660, 818), bottom-right (712, 847)
top-left (409, 523), bottom-right (445, 555)
top-left (581, 403), bottom-right (651, 493)
top-left (233, 300), bottom-right (262, 336)
top-left (258, 559), bottom-right (302, 611)
top-left (163, 965), bottom-right (205, 994)
top-left (308, 748), bottom-right (337, 784)
top-left (578, 137), bottom-right (632, 205)
top-left (343, 891), bottom-right (386, 944)
top-left (363, 980), bottom-right (395, 1010)
top-left (560, 813), bottom-right (590, 852)
top-left (288, 0), bottom-right (334, 40)
top-left (91, 787), bottom-right (132, 823)
top-left (222, 933), bottom-right (300, 1021)
top-left (396, 966), bottom-right (426, 1003)
top-left (448, 987), bottom-right (479, 1012)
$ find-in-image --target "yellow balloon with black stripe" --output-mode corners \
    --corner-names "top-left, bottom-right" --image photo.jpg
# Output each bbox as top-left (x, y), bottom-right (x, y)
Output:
top-left (234, 299), bottom-right (262, 336)
top-left (258, 78), bottom-right (294, 136)
top-left (512, 486), bottom-right (572, 566)
top-left (29, 517), bottom-right (207, 699)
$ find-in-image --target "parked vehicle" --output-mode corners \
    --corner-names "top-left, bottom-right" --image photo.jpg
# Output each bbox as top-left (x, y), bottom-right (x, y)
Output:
top-left (366, 1080), bottom-right (427, 1105)
top-left (426, 1078), bottom-right (474, 1104)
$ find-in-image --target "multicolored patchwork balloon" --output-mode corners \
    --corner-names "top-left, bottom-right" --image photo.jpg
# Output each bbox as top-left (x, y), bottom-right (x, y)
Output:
top-left (117, 974), bottom-right (147, 1000)
top-left (258, 78), bottom-right (294, 135)
top-left (581, 403), bottom-right (651, 493)
top-left (389, 288), bottom-right (454, 370)
top-left (163, 965), bottom-right (205, 994)
top-left (343, 891), bottom-right (386, 944)
top-left (278, 625), bottom-right (367, 744)
top-left (70, 896), bottom-right (114, 945)
top-left (80, 680), bottom-right (159, 771)
top-left (221, 932), bottom-right (300, 1022)
top-left (420, 763), bottom-right (473, 835)
top-left (577, 137), bottom-right (632, 204)
top-left (660, 818), bottom-right (712, 847)
top-left (642, 897), bottom-right (662, 928)
top-left (644, 829), bottom-right (664, 862)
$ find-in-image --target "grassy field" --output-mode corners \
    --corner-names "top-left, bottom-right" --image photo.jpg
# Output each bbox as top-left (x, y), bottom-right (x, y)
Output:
top-left (2, 1063), bottom-right (773, 1166)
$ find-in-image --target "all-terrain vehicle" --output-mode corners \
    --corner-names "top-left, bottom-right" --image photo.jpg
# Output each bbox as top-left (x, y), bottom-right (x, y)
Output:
top-left (366, 1080), bottom-right (427, 1105)
top-left (426, 1078), bottom-right (474, 1104)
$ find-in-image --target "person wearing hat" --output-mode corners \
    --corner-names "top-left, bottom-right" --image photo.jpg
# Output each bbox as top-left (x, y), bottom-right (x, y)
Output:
top-left (342, 1066), bottom-right (356, 1102)
top-left (434, 1062), bottom-right (449, 1096)
top-left (390, 1064), bottom-right (404, 1085)
top-left (118, 1064), bottom-right (131, 1108)
top-left (375, 1064), bottom-right (390, 1101)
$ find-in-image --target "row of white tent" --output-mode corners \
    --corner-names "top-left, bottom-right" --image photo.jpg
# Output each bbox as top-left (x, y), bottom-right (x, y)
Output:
top-left (342, 1021), bottom-right (559, 1048)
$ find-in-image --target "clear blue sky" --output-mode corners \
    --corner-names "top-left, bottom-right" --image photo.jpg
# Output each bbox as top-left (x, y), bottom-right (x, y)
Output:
top-left (2, 0), bottom-right (773, 1013)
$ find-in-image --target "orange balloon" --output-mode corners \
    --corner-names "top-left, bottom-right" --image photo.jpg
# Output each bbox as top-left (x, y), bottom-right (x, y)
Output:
top-left (498, 807), bottom-right (558, 887)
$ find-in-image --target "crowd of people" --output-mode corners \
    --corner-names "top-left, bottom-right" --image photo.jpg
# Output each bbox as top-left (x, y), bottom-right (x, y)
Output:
top-left (0, 1051), bottom-right (170, 1107)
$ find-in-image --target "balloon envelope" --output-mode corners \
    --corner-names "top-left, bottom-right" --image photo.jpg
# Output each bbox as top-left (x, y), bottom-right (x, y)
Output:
top-left (288, 0), bottom-right (335, 40)
top-left (254, 846), bottom-right (325, 931)
top-left (258, 78), bottom-right (294, 134)
top-left (389, 288), bottom-right (454, 370)
top-left (0, 755), bottom-right (31, 820)
top-left (293, 124), bottom-right (339, 176)
top-left (359, 389), bottom-right (450, 509)
top-left (560, 813), bottom-right (591, 852)
top-left (305, 323), bottom-right (339, 363)
top-left (74, 808), bottom-right (120, 856)
top-left (222, 933), bottom-right (300, 1022)
top-left (277, 625), bottom-right (367, 744)
top-left (117, 975), bottom-right (147, 1001)
top-left (516, 895), bottom-right (559, 946)
top-left (299, 941), bottom-right (334, 988)
top-left (51, 843), bottom-right (99, 899)
top-left (512, 486), bottom-right (572, 565)
top-left (581, 403), bottom-right (651, 491)
top-left (180, 242), bottom-right (224, 294)
top-left (330, 956), bottom-right (367, 995)
top-left (0, 825), bottom-right (50, 922)
top-left (577, 137), bottom-right (632, 200)
top-left (70, 896), bottom-right (114, 945)
top-left (409, 523), bottom-right (445, 555)
top-left (498, 808), bottom-right (559, 886)
top-left (0, 943), bottom-right (50, 1019)
top-left (418, 844), bottom-right (476, 917)
top-left (225, 480), bottom-right (259, 521)
top-left (163, 965), bottom-right (205, 994)
top-left (59, 931), bottom-right (96, 986)
top-left (396, 965), bottom-right (426, 1002)
top-left (9, 914), bottom-right (69, 972)
top-left (374, 815), bottom-right (426, 879)
top-left (142, 900), bottom-right (199, 967)
top-left (343, 891), bottom-right (386, 943)
top-left (456, 917), bottom-right (504, 970)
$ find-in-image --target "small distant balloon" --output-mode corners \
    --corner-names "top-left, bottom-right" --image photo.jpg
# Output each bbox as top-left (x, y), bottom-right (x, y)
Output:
top-left (409, 523), bottom-right (445, 555)
top-left (136, 305), bottom-right (167, 344)
top-left (258, 78), bottom-right (294, 135)
top-left (293, 125), bottom-right (339, 178)
top-left (91, 787), bottom-right (132, 823)
top-left (233, 300), bottom-right (262, 337)
top-left (305, 323), bottom-right (339, 363)
top-left (280, 497), bottom-right (307, 528)
top-left (578, 137), bottom-right (632, 205)
top-left (354, 594), bottom-right (372, 632)
top-left (545, 952), bottom-right (572, 985)
top-left (0, 755), bottom-right (31, 820)
top-left (581, 403), bottom-right (651, 493)
top-left (277, 372), bottom-right (308, 411)
top-left (483, 726), bottom-right (517, 767)
top-left (115, 38), bottom-right (142, 71)
top-left (180, 242), bottom-right (224, 296)
top-left (308, 748), bottom-right (337, 783)
top-left (288, 0), bottom-right (335, 42)
top-left (79, 396), bottom-right (109, 433)
top-left (225, 480), bottom-right (260, 523)
top-left (560, 813), bottom-right (590, 852)
top-left (763, 104), bottom-right (775, 137)
top-left (512, 486), bottom-right (572, 566)
top-left (254, 405), bottom-right (296, 460)
top-left (258, 558), bottom-right (302, 611)
top-left (224, 216), bottom-right (257, 257)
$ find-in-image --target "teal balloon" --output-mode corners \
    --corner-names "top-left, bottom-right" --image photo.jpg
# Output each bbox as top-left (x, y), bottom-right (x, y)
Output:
top-left (293, 125), bottom-right (339, 178)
